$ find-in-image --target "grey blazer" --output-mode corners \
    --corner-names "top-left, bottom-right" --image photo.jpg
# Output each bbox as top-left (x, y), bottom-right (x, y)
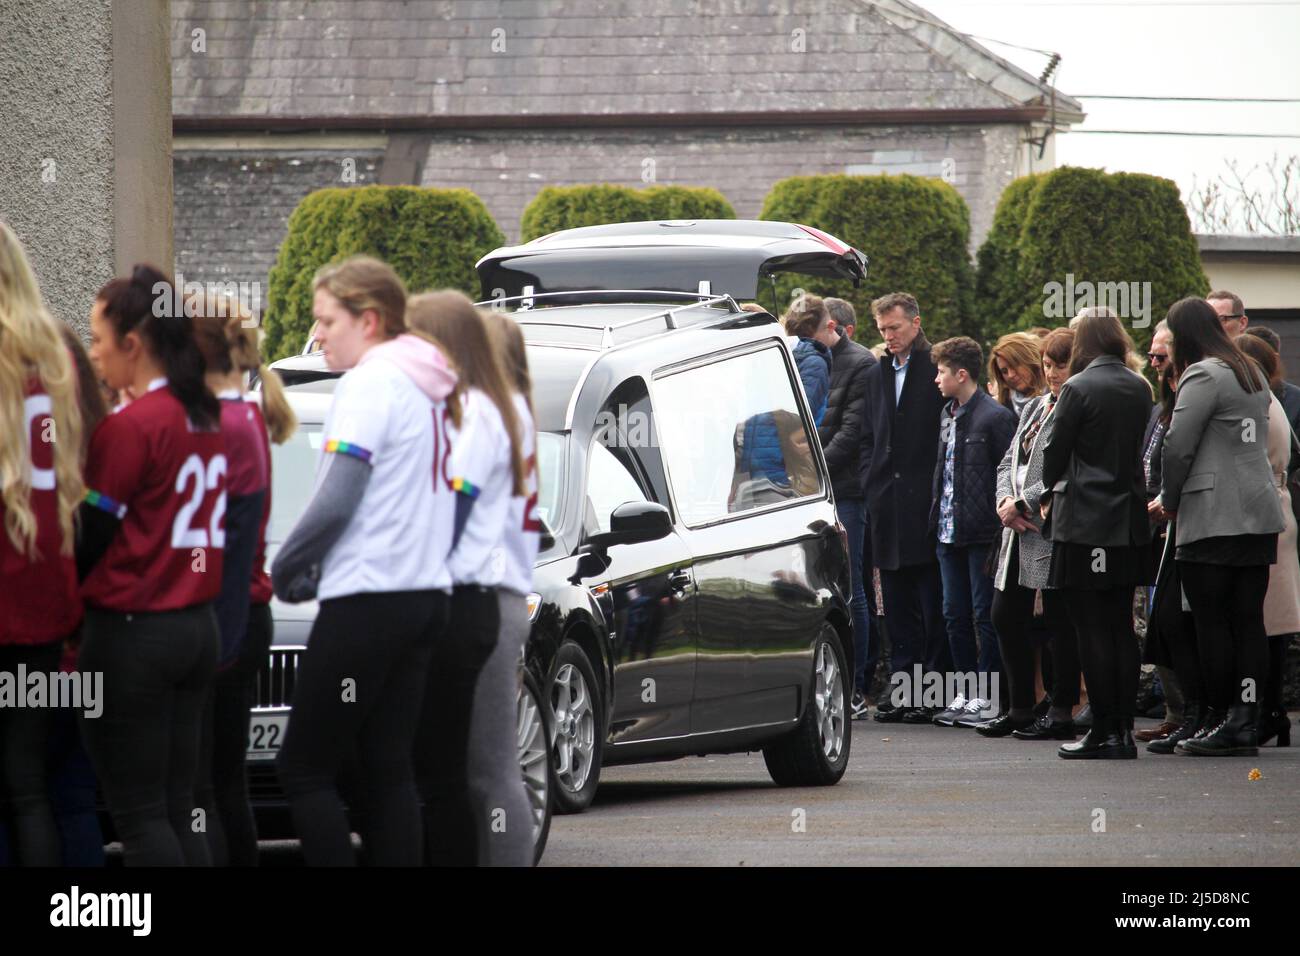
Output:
top-left (994, 394), bottom-right (1056, 591)
top-left (1161, 357), bottom-right (1285, 546)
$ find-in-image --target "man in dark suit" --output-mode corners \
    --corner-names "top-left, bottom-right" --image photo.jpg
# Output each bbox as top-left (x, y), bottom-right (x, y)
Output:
top-left (858, 293), bottom-right (952, 722)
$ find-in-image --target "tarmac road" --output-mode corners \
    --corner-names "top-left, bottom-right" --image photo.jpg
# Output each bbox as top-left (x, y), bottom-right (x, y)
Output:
top-left (536, 716), bottom-right (1300, 866)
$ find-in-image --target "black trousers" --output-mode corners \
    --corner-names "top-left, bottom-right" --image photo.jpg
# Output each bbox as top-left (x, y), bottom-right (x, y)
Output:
top-left (1062, 588), bottom-right (1138, 719)
top-left (79, 605), bottom-right (218, 867)
top-left (1178, 562), bottom-right (1269, 711)
top-left (990, 585), bottom-right (1077, 715)
top-left (878, 562), bottom-right (951, 681)
top-left (414, 584), bottom-right (500, 866)
top-left (196, 601), bottom-right (273, 866)
top-left (0, 640), bottom-right (63, 866)
top-left (277, 590), bottom-right (444, 866)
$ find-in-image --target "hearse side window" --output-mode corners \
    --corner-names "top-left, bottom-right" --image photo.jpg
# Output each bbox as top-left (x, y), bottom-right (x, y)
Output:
top-left (585, 435), bottom-right (650, 535)
top-left (600, 377), bottom-right (669, 509)
top-left (655, 346), bottom-right (823, 525)
top-left (582, 377), bottom-right (668, 536)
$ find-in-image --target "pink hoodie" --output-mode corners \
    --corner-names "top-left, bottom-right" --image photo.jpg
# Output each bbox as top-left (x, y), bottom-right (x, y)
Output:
top-left (359, 333), bottom-right (457, 403)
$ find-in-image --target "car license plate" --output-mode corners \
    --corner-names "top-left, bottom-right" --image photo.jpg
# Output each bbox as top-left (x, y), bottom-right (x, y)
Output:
top-left (247, 713), bottom-right (288, 760)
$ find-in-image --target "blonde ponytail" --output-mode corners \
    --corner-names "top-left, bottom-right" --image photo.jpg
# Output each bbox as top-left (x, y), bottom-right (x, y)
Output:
top-left (256, 364), bottom-right (297, 444)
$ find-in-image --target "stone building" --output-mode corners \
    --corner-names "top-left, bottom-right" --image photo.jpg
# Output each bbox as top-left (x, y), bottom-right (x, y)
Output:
top-left (171, 0), bottom-right (1082, 299)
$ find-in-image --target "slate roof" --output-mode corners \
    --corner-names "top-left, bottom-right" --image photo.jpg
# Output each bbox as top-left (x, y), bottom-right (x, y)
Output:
top-left (171, 0), bottom-right (1082, 122)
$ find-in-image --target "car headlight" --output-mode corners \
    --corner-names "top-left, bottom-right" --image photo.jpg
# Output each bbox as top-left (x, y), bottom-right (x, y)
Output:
top-left (526, 592), bottom-right (542, 622)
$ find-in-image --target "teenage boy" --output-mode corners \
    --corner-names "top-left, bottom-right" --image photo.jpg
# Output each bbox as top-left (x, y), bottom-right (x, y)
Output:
top-left (929, 337), bottom-right (1017, 727)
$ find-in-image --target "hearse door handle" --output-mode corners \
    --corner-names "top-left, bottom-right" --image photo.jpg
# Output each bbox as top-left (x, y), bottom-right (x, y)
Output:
top-left (668, 569), bottom-right (693, 595)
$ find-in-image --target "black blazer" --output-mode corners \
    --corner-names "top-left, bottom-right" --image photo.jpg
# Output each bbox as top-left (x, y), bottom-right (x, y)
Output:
top-left (1041, 354), bottom-right (1153, 547)
top-left (857, 333), bottom-right (948, 569)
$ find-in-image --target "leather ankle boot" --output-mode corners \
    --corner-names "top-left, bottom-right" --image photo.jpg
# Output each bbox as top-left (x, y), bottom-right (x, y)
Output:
top-left (1148, 702), bottom-right (1199, 754)
top-left (1175, 706), bottom-right (1223, 753)
top-left (1182, 704), bottom-right (1259, 756)
top-left (1258, 709), bottom-right (1291, 747)
top-left (1059, 715), bottom-right (1136, 759)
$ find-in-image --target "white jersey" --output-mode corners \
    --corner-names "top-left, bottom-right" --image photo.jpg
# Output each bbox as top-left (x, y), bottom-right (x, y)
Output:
top-left (317, 357), bottom-right (454, 600)
top-left (447, 388), bottom-right (514, 587)
top-left (500, 393), bottom-right (540, 596)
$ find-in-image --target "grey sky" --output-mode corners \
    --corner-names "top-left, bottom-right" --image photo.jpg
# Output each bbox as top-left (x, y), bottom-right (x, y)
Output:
top-left (919, 0), bottom-right (1300, 230)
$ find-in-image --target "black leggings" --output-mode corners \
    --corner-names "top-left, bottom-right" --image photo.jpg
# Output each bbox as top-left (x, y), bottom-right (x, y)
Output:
top-left (0, 640), bottom-right (63, 866)
top-left (1062, 588), bottom-right (1139, 719)
top-left (197, 601), bottom-right (273, 866)
top-left (78, 604), bottom-right (218, 866)
top-left (414, 585), bottom-right (499, 866)
top-left (1178, 562), bottom-right (1269, 711)
top-left (990, 585), bottom-right (1077, 716)
top-left (277, 590), bottom-right (445, 866)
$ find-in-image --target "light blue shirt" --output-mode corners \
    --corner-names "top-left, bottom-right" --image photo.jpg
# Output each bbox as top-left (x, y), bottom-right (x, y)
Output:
top-left (892, 352), bottom-right (909, 404)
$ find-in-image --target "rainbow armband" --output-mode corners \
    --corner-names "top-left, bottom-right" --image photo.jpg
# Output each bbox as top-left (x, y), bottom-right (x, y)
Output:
top-left (325, 439), bottom-right (374, 464)
top-left (451, 477), bottom-right (480, 499)
top-left (84, 489), bottom-right (128, 519)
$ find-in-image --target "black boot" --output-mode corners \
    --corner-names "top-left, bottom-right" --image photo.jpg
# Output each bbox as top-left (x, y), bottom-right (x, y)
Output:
top-left (1148, 701), bottom-right (1199, 754)
top-left (1182, 704), bottom-right (1259, 756)
top-left (1258, 709), bottom-right (1291, 747)
top-left (1058, 715), bottom-right (1136, 759)
top-left (1174, 706), bottom-right (1223, 753)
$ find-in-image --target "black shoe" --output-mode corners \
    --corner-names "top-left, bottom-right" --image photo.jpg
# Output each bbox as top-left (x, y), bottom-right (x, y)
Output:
top-left (1182, 704), bottom-right (1259, 756)
top-left (1258, 709), bottom-right (1291, 747)
top-left (1032, 694), bottom-right (1052, 719)
top-left (975, 712), bottom-right (1035, 737)
top-left (1174, 706), bottom-right (1223, 752)
top-left (1148, 702), bottom-right (1203, 754)
top-left (1072, 703), bottom-right (1093, 731)
top-left (901, 706), bottom-right (939, 724)
top-left (1058, 715), bottom-right (1137, 759)
top-left (1011, 715), bottom-right (1078, 740)
top-left (873, 704), bottom-right (909, 723)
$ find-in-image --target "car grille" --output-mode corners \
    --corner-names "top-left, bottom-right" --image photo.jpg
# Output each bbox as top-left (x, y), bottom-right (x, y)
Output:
top-left (255, 647), bottom-right (304, 709)
top-left (248, 762), bottom-right (287, 804)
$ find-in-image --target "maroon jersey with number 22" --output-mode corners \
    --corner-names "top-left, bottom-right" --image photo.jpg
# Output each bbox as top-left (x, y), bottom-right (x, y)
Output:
top-left (81, 380), bottom-right (227, 612)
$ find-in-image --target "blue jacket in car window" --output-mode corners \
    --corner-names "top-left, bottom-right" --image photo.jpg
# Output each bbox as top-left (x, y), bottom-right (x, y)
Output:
top-left (739, 412), bottom-right (786, 486)
top-left (793, 338), bottom-right (832, 425)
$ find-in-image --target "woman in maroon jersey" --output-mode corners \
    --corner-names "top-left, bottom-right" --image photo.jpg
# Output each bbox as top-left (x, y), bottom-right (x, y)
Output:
top-left (0, 222), bottom-right (86, 866)
top-left (191, 295), bottom-right (296, 866)
top-left (78, 264), bottom-right (225, 867)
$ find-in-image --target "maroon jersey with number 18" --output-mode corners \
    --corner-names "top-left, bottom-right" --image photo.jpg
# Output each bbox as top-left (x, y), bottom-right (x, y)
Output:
top-left (80, 380), bottom-right (227, 612)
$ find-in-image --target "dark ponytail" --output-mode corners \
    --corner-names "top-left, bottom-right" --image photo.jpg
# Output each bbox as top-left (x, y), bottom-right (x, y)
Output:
top-left (96, 264), bottom-right (220, 430)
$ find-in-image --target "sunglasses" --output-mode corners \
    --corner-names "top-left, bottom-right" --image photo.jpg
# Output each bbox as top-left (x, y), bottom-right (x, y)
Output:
top-left (1147, 352), bottom-right (1169, 364)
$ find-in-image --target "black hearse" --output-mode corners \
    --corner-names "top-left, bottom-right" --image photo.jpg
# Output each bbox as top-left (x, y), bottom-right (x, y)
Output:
top-left (257, 220), bottom-right (867, 837)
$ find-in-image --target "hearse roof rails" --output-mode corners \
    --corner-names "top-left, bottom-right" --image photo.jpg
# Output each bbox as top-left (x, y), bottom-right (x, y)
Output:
top-left (475, 288), bottom-right (733, 311)
top-left (508, 294), bottom-right (774, 352)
